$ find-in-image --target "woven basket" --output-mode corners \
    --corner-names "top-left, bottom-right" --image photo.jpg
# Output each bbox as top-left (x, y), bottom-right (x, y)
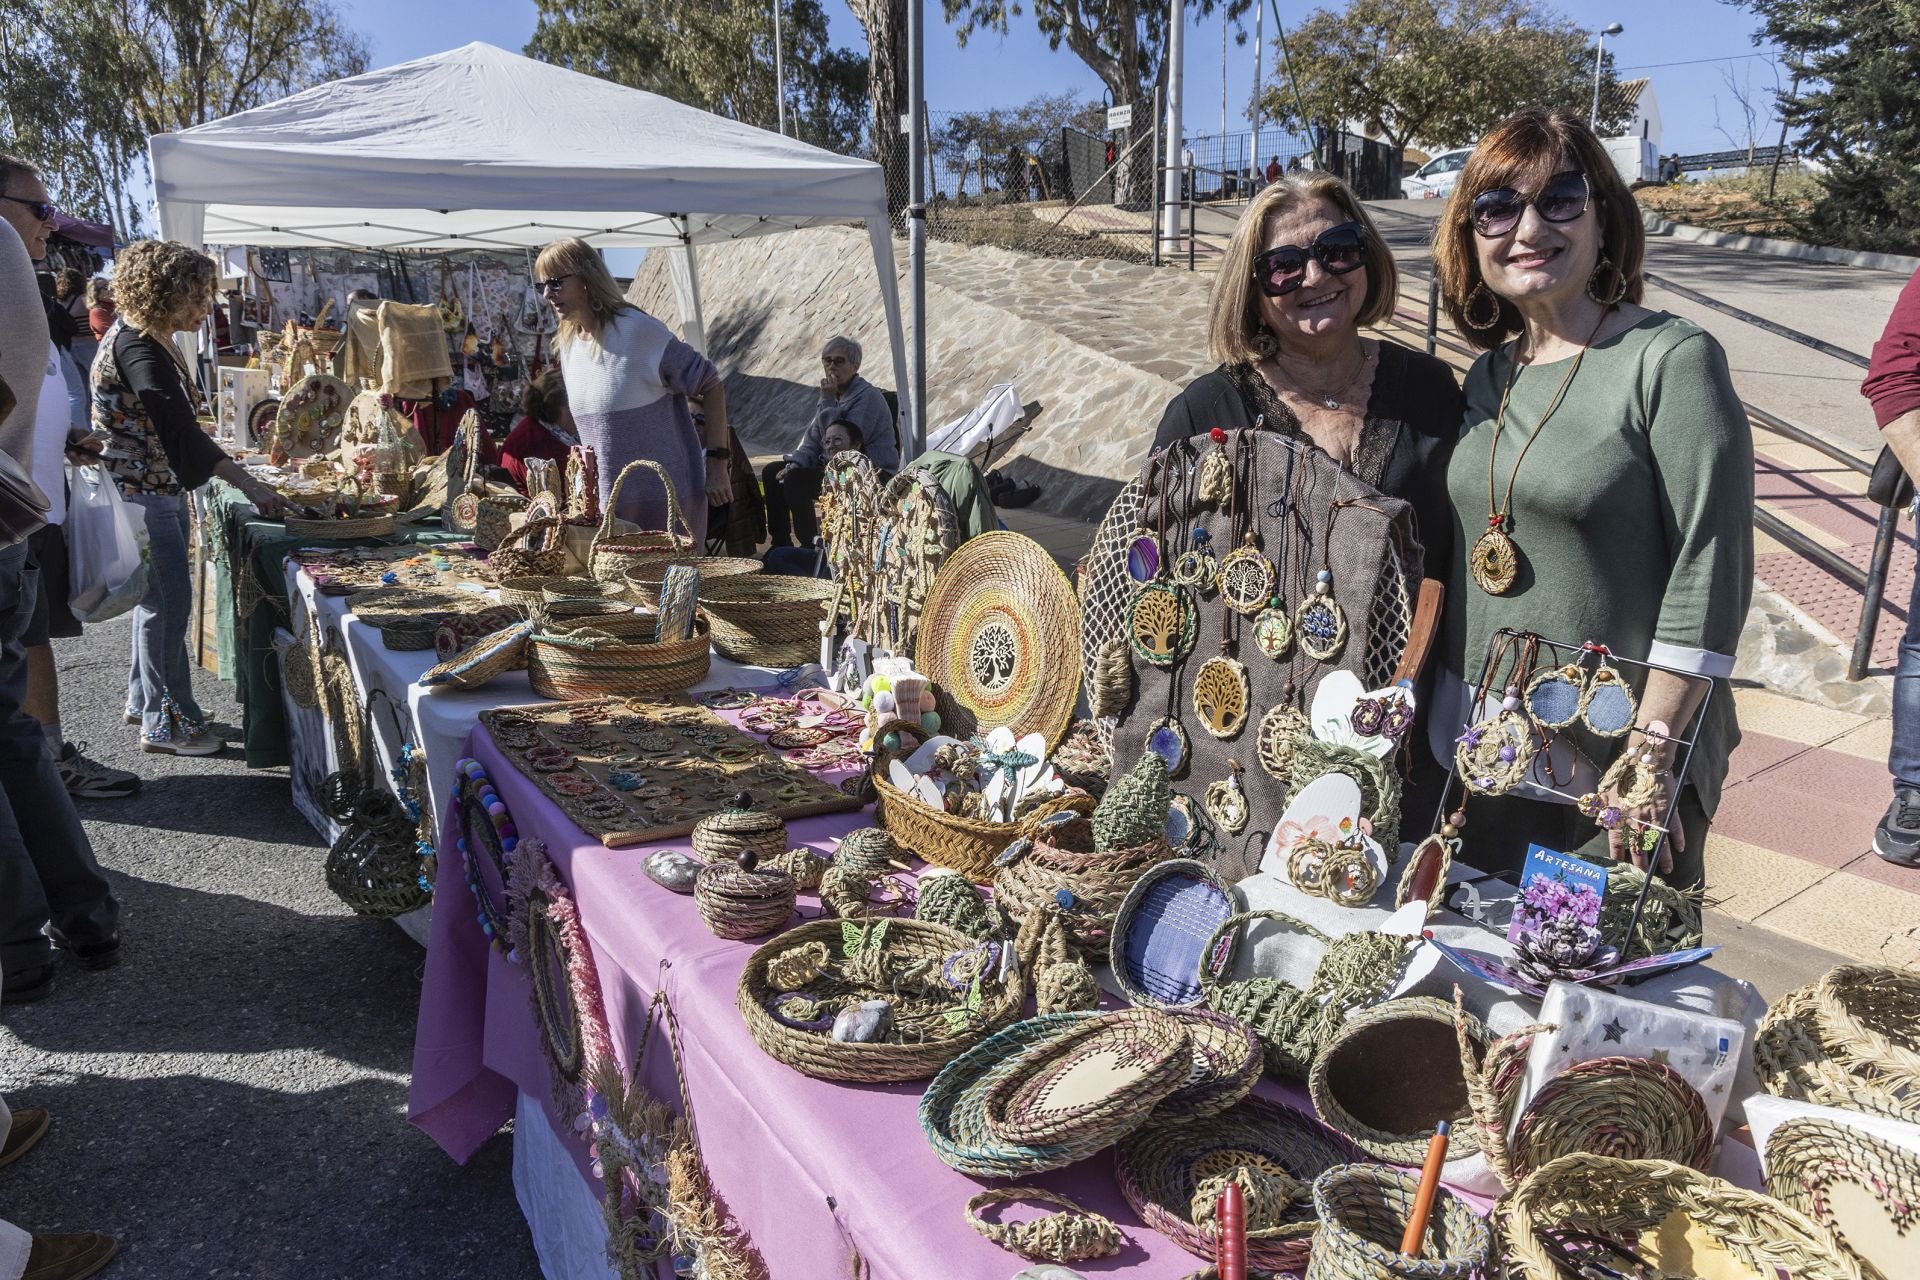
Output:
top-left (1309, 997), bottom-right (1488, 1165)
top-left (433, 608), bottom-right (527, 662)
top-left (475, 493), bottom-right (530, 550)
top-left (691, 796), bottom-right (788, 865)
top-left (1765, 1115), bottom-right (1920, 1280)
top-left (284, 510), bottom-right (397, 540)
top-left (526, 618), bottom-right (711, 700)
top-left (997, 830), bottom-right (1167, 953)
top-left (538, 608), bottom-right (654, 642)
top-left (1509, 1056), bottom-right (1715, 1179)
top-left (324, 790), bottom-right (432, 919)
top-left (1756, 965), bottom-right (1920, 1123)
top-left (871, 717), bottom-right (1095, 881)
top-left (698, 574), bottom-right (836, 667)
top-left (588, 459), bottom-right (694, 583)
top-left (623, 555), bottom-right (763, 609)
top-left (1108, 858), bottom-right (1240, 1008)
top-left (1115, 1095), bottom-right (1367, 1272)
top-left (1306, 1164), bottom-right (1490, 1280)
top-left (740, 918), bottom-right (1023, 1083)
top-left (693, 856), bottom-right (796, 940)
top-left (490, 516), bottom-right (567, 581)
top-left (1504, 1154), bottom-right (1863, 1280)
top-left (498, 576), bottom-right (565, 609)
top-left (542, 577), bottom-right (629, 604)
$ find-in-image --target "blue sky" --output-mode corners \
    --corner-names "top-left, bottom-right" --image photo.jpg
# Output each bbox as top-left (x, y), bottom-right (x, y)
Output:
top-left (339, 0), bottom-right (1785, 156)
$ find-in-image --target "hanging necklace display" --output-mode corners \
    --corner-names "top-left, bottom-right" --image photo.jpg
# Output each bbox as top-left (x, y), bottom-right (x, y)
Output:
top-left (1203, 759), bottom-right (1250, 834)
top-left (1472, 309), bottom-right (1608, 595)
top-left (1191, 445), bottom-right (1251, 740)
top-left (1578, 647), bottom-right (1638, 737)
top-left (1217, 428), bottom-right (1275, 616)
top-left (1127, 458), bottom-right (1198, 667)
top-left (1454, 635), bottom-right (1537, 795)
top-left (1295, 500), bottom-right (1351, 663)
top-left (1171, 525), bottom-right (1220, 594)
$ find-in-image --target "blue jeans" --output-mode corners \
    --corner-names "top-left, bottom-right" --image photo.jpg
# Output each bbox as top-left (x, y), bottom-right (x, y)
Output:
top-left (0, 540), bottom-right (117, 972)
top-left (126, 492), bottom-right (206, 742)
top-left (1894, 528), bottom-right (1920, 790)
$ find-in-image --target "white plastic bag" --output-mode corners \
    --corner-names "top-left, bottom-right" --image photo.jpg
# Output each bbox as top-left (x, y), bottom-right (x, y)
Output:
top-left (65, 465), bottom-right (150, 624)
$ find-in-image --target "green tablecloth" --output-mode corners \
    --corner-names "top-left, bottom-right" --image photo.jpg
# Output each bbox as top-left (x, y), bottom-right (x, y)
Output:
top-left (202, 481), bottom-right (465, 768)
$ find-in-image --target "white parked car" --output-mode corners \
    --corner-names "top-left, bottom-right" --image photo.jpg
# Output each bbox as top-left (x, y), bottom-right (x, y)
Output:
top-left (1402, 147), bottom-right (1473, 199)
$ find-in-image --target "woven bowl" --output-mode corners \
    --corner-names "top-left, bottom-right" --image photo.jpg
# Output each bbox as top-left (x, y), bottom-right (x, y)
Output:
top-left (526, 618), bottom-right (712, 700)
top-left (498, 575), bottom-right (565, 609)
top-left (693, 857), bottom-right (796, 940)
top-left (740, 918), bottom-right (1023, 1083)
top-left (1765, 1115), bottom-right (1920, 1280)
top-left (1306, 1163), bottom-right (1490, 1280)
top-left (1115, 1094), bottom-right (1368, 1272)
top-left (1504, 1154), bottom-right (1863, 1280)
top-left (622, 555), bottom-right (763, 608)
top-left (284, 511), bottom-right (397, 540)
top-left (1756, 965), bottom-right (1920, 1123)
top-left (543, 576), bottom-right (630, 604)
top-left (697, 574), bottom-right (836, 667)
top-left (996, 832), bottom-right (1167, 953)
top-left (1151, 1008), bottom-right (1264, 1120)
top-left (1509, 1055), bottom-right (1715, 1179)
top-left (1309, 996), bottom-right (1489, 1165)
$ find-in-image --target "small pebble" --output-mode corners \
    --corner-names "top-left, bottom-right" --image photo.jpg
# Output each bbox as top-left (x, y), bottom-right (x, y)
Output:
top-left (829, 998), bottom-right (893, 1043)
top-left (642, 850), bottom-right (702, 894)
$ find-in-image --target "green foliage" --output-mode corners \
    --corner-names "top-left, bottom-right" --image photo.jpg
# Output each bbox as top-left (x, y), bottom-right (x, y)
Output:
top-left (1742, 0), bottom-right (1920, 254)
top-left (1092, 751), bottom-right (1171, 852)
top-left (0, 0), bottom-right (368, 238)
top-left (527, 0), bottom-right (870, 156)
top-left (1263, 0), bottom-right (1630, 152)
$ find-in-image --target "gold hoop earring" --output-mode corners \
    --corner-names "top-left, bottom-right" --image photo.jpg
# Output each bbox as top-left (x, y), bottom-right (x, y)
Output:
top-left (1588, 257), bottom-right (1628, 306)
top-left (1464, 282), bottom-right (1502, 332)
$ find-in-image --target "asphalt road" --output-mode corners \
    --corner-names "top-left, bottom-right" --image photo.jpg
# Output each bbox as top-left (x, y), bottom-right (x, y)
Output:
top-left (0, 615), bottom-right (537, 1278)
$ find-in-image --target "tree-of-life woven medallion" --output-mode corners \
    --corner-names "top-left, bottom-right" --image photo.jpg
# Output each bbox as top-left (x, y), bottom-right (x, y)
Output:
top-left (968, 619), bottom-right (1020, 696)
top-left (1193, 656), bottom-right (1251, 740)
top-left (1469, 524), bottom-right (1519, 595)
top-left (1256, 704), bottom-right (1309, 782)
top-left (1128, 582), bottom-right (1196, 667)
top-left (1204, 769), bottom-right (1249, 834)
top-left (1218, 542), bottom-right (1275, 617)
top-left (1253, 602), bottom-right (1293, 659)
top-left (1295, 587), bottom-right (1348, 663)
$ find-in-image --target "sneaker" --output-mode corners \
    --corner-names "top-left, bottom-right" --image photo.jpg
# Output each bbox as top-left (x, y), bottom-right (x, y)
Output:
top-left (0, 1107), bottom-right (49, 1168)
top-left (57, 742), bottom-right (140, 799)
top-left (23, 1231), bottom-right (117, 1280)
top-left (1873, 786), bottom-right (1920, 867)
top-left (139, 731), bottom-right (223, 758)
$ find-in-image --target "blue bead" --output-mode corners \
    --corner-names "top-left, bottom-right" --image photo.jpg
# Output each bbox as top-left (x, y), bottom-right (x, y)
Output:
top-left (1317, 569), bottom-right (1331, 582)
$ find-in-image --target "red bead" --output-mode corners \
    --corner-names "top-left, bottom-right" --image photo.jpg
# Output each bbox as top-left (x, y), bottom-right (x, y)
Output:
top-left (1209, 427), bottom-right (1226, 443)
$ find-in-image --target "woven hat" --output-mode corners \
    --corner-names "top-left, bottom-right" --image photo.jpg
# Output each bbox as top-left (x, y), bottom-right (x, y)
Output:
top-left (915, 532), bottom-right (1082, 751)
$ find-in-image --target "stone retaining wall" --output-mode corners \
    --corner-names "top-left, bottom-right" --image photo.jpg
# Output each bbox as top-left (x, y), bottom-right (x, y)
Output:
top-left (627, 226), bottom-right (1218, 514)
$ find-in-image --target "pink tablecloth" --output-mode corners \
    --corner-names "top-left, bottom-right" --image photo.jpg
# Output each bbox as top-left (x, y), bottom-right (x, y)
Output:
top-left (408, 726), bottom-right (1275, 1277)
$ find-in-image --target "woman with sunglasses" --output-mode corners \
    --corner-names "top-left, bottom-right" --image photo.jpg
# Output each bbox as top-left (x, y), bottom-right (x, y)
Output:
top-left (1430, 108), bottom-right (1752, 889)
top-left (534, 237), bottom-right (733, 544)
top-left (1153, 171), bottom-right (1464, 579)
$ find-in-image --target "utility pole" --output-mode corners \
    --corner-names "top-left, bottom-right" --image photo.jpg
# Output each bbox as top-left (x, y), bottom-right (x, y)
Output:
top-left (1160, 0), bottom-right (1186, 252)
top-left (1589, 22), bottom-right (1623, 127)
top-left (907, 0), bottom-right (926, 455)
top-left (772, 0), bottom-right (788, 135)
top-left (1250, 0), bottom-right (1264, 191)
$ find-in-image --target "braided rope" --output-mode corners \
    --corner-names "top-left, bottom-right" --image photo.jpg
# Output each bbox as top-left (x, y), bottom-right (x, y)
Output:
top-left (964, 1187), bottom-right (1120, 1262)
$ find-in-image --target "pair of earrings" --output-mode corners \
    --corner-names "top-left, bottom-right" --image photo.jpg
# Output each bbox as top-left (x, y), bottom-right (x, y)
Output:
top-left (1523, 654), bottom-right (1638, 738)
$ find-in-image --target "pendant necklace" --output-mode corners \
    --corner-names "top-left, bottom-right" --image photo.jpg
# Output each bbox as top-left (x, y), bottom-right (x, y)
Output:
top-left (1471, 309), bottom-right (1607, 596)
top-left (1271, 342), bottom-right (1371, 411)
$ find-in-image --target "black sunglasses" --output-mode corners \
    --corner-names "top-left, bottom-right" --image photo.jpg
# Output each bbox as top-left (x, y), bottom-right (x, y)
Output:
top-left (0, 194), bottom-right (56, 222)
top-left (534, 274), bottom-right (574, 295)
top-left (1251, 222), bottom-right (1368, 298)
top-left (1470, 170), bottom-right (1591, 238)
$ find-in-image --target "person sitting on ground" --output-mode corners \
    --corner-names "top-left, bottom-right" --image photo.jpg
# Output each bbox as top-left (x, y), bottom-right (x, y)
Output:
top-left (762, 418), bottom-right (868, 578)
top-left (498, 369), bottom-right (576, 494)
top-left (763, 337), bottom-right (898, 548)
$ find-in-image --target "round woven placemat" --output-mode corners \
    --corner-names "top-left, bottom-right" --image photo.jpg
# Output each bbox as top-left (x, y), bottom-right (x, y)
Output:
top-left (1765, 1115), bottom-right (1920, 1280)
top-left (914, 531), bottom-right (1082, 751)
top-left (1509, 1055), bottom-right (1714, 1179)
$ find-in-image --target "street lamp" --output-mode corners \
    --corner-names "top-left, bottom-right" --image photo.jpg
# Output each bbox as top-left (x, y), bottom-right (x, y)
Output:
top-left (1590, 22), bottom-right (1624, 128)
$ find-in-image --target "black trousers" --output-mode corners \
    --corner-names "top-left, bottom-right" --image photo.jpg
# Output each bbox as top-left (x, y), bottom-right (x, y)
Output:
top-left (761, 461), bottom-right (825, 548)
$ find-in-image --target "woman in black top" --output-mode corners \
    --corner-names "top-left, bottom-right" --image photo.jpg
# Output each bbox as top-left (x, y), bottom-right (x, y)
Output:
top-left (91, 239), bottom-right (283, 756)
top-left (1153, 172), bottom-right (1463, 578)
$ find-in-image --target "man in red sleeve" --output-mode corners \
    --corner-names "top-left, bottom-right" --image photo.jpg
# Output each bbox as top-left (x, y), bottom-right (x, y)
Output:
top-left (1862, 269), bottom-right (1920, 866)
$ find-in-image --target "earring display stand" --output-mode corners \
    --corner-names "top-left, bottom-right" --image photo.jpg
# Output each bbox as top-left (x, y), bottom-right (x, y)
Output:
top-left (1433, 627), bottom-right (1715, 972)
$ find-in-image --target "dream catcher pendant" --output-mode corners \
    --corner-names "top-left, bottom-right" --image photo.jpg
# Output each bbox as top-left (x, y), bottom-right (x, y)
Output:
top-left (1197, 427), bottom-right (1234, 507)
top-left (1256, 701), bottom-right (1309, 782)
top-left (1171, 526), bottom-right (1219, 594)
top-left (1145, 717), bottom-right (1191, 776)
top-left (1454, 686), bottom-right (1536, 796)
top-left (1127, 581), bottom-right (1197, 668)
top-left (1193, 655), bottom-right (1251, 740)
top-left (1218, 536), bottom-right (1276, 617)
top-left (1203, 760), bottom-right (1250, 834)
top-left (1253, 598), bottom-right (1293, 659)
top-left (1295, 569), bottom-right (1349, 662)
top-left (1126, 527), bottom-right (1163, 584)
top-left (1470, 517), bottom-right (1520, 595)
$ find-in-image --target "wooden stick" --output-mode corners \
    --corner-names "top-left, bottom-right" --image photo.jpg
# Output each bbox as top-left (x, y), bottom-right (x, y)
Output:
top-left (1399, 1120), bottom-right (1450, 1256)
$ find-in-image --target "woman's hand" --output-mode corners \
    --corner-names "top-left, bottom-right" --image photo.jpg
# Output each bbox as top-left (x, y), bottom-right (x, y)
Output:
top-left (1601, 763), bottom-right (1678, 875)
top-left (242, 480), bottom-right (288, 519)
top-left (705, 457), bottom-right (734, 507)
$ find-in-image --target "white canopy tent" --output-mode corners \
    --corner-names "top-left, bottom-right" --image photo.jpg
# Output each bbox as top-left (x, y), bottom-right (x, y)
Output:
top-left (148, 41), bottom-right (913, 443)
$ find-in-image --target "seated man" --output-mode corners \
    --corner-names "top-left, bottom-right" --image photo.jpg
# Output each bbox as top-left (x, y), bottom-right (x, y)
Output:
top-left (762, 337), bottom-right (897, 547)
top-left (763, 418), bottom-right (866, 577)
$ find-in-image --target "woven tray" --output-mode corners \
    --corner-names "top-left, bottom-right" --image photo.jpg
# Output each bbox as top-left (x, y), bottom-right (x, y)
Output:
top-left (1151, 1007), bottom-right (1264, 1120)
top-left (698, 574), bottom-right (836, 667)
top-left (1765, 1115), bottom-right (1920, 1280)
top-left (922, 1013), bottom-right (1099, 1177)
top-left (1509, 1055), bottom-right (1715, 1179)
top-left (284, 510), bottom-right (397, 539)
top-left (739, 918), bottom-right (1023, 1083)
top-left (1109, 858), bottom-right (1241, 1009)
top-left (526, 618), bottom-right (712, 700)
top-left (1306, 1163), bottom-right (1490, 1280)
top-left (1756, 965), bottom-right (1920, 1123)
top-left (913, 531), bottom-right (1082, 750)
top-left (1504, 1154), bottom-right (1863, 1280)
top-left (1115, 1094), bottom-right (1368, 1272)
top-left (1310, 996), bottom-right (1488, 1165)
top-left (977, 1008), bottom-right (1194, 1148)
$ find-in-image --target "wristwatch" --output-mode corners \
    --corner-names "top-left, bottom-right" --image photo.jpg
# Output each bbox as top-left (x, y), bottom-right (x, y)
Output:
top-left (704, 447), bottom-right (731, 460)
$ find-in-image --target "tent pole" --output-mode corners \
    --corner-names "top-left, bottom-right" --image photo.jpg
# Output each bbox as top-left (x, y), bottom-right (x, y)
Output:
top-left (670, 219), bottom-right (710, 354)
top-left (907, 0), bottom-right (927, 459)
top-left (867, 221), bottom-right (910, 467)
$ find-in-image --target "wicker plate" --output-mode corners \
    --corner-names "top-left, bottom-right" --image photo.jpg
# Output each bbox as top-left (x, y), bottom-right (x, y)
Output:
top-left (977, 1008), bottom-right (1193, 1146)
top-left (1766, 1115), bottom-right (1920, 1280)
top-left (1510, 1055), bottom-right (1715, 1179)
top-left (921, 1013), bottom-right (1095, 1177)
top-left (1109, 858), bottom-right (1240, 1009)
top-left (914, 531), bottom-right (1082, 751)
top-left (1115, 1094), bottom-right (1369, 1272)
top-left (1153, 1008), bottom-right (1264, 1120)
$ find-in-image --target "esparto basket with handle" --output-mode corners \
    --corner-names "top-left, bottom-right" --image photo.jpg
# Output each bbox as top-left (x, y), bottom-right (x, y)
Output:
top-left (587, 459), bottom-right (694, 584)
